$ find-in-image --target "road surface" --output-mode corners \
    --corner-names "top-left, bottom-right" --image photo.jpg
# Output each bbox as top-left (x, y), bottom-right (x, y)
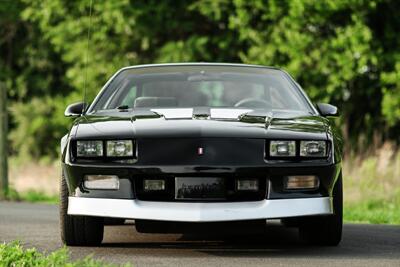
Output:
top-left (1, 202), bottom-right (399, 266)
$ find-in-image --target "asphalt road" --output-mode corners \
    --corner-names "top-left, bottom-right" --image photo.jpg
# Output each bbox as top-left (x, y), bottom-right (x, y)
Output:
top-left (1, 202), bottom-right (400, 267)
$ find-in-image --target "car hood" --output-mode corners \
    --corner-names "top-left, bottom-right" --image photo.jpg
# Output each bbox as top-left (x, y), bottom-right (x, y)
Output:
top-left (73, 108), bottom-right (329, 140)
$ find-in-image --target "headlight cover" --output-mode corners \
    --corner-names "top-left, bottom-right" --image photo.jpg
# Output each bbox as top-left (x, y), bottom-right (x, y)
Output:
top-left (106, 140), bottom-right (134, 157)
top-left (300, 141), bottom-right (327, 157)
top-left (269, 141), bottom-right (296, 157)
top-left (76, 140), bottom-right (103, 157)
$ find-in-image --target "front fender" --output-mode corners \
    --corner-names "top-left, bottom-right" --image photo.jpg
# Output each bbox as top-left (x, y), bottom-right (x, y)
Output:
top-left (61, 134), bottom-right (68, 155)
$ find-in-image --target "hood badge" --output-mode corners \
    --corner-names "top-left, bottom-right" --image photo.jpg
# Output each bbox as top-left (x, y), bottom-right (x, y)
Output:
top-left (198, 147), bottom-right (204, 155)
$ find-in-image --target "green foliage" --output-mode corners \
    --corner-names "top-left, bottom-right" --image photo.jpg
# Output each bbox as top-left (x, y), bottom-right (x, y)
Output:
top-left (381, 62), bottom-right (400, 126)
top-left (9, 96), bottom-right (72, 158)
top-left (18, 190), bottom-right (58, 204)
top-left (343, 146), bottom-right (400, 224)
top-left (1, 0), bottom-right (400, 158)
top-left (0, 241), bottom-right (130, 267)
top-left (4, 187), bottom-right (20, 202)
top-left (3, 186), bottom-right (58, 204)
top-left (344, 198), bottom-right (400, 224)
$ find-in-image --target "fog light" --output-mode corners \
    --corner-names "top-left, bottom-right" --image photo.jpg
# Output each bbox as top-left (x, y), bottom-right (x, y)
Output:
top-left (83, 175), bottom-right (119, 190)
top-left (285, 175), bottom-right (319, 190)
top-left (237, 179), bottom-right (259, 191)
top-left (144, 179), bottom-right (165, 191)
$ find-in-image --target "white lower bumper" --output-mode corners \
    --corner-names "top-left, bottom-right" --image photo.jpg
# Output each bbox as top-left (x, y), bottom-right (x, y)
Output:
top-left (68, 197), bottom-right (333, 222)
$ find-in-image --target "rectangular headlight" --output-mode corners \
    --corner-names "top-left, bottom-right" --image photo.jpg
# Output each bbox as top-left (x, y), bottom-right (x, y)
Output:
top-left (77, 140), bottom-right (103, 157)
top-left (270, 141), bottom-right (296, 157)
top-left (83, 175), bottom-right (119, 190)
top-left (106, 140), bottom-right (134, 157)
top-left (300, 141), bottom-right (327, 157)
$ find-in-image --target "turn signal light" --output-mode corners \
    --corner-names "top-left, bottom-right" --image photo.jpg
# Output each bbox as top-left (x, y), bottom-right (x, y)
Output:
top-left (285, 175), bottom-right (319, 190)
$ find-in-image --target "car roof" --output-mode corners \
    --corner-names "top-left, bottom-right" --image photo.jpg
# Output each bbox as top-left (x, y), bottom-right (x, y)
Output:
top-left (119, 62), bottom-right (281, 72)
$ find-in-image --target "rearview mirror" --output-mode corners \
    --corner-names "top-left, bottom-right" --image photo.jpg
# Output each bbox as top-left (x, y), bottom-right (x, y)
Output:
top-left (65, 102), bottom-right (86, 117)
top-left (316, 103), bottom-right (339, 117)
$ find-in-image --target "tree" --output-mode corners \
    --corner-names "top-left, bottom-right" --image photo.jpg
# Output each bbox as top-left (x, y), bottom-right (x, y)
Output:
top-left (0, 83), bottom-right (8, 198)
top-left (1, 0), bottom-right (399, 159)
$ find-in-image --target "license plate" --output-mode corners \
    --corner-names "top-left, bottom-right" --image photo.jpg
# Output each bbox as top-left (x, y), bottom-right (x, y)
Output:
top-left (175, 177), bottom-right (225, 199)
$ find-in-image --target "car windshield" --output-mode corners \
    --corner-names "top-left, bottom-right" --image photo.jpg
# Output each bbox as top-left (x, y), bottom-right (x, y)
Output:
top-left (89, 65), bottom-right (313, 113)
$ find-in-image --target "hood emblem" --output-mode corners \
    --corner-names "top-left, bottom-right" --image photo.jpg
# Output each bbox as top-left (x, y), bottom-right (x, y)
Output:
top-left (198, 147), bottom-right (204, 155)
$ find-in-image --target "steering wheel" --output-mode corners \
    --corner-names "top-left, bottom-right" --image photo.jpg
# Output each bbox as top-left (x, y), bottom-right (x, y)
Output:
top-left (234, 98), bottom-right (270, 108)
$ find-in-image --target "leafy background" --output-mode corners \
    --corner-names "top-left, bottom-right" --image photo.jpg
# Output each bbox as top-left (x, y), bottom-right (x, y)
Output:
top-left (1, 0), bottom-right (400, 223)
top-left (1, 0), bottom-right (399, 157)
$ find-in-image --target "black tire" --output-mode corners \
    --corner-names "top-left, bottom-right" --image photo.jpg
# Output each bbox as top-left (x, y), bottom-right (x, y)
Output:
top-left (60, 173), bottom-right (104, 246)
top-left (299, 173), bottom-right (343, 246)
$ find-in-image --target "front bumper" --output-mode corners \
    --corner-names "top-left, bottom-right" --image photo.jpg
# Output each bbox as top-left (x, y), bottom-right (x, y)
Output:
top-left (63, 162), bottom-right (341, 200)
top-left (68, 196), bottom-right (333, 222)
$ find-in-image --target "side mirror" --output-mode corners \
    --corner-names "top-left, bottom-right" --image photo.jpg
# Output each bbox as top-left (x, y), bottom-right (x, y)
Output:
top-left (65, 102), bottom-right (86, 117)
top-left (316, 103), bottom-right (339, 117)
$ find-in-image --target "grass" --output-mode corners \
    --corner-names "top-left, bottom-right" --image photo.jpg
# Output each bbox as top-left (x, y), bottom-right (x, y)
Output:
top-left (0, 241), bottom-right (130, 267)
top-left (342, 142), bottom-right (400, 225)
top-left (5, 188), bottom-right (58, 204)
top-left (344, 199), bottom-right (400, 224)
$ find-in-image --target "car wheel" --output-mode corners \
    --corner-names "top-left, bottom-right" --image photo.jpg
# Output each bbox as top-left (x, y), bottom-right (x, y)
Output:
top-left (299, 173), bottom-right (343, 246)
top-left (60, 173), bottom-right (104, 246)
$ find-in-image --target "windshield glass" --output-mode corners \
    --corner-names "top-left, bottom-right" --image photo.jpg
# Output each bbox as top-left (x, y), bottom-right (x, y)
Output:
top-left (90, 65), bottom-right (313, 113)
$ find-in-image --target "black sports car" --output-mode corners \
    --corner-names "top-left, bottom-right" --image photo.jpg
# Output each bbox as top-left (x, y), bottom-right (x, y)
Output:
top-left (61, 63), bottom-right (343, 246)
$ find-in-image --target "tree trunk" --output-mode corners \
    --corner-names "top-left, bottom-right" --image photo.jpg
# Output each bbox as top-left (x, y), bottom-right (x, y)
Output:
top-left (0, 82), bottom-right (8, 199)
